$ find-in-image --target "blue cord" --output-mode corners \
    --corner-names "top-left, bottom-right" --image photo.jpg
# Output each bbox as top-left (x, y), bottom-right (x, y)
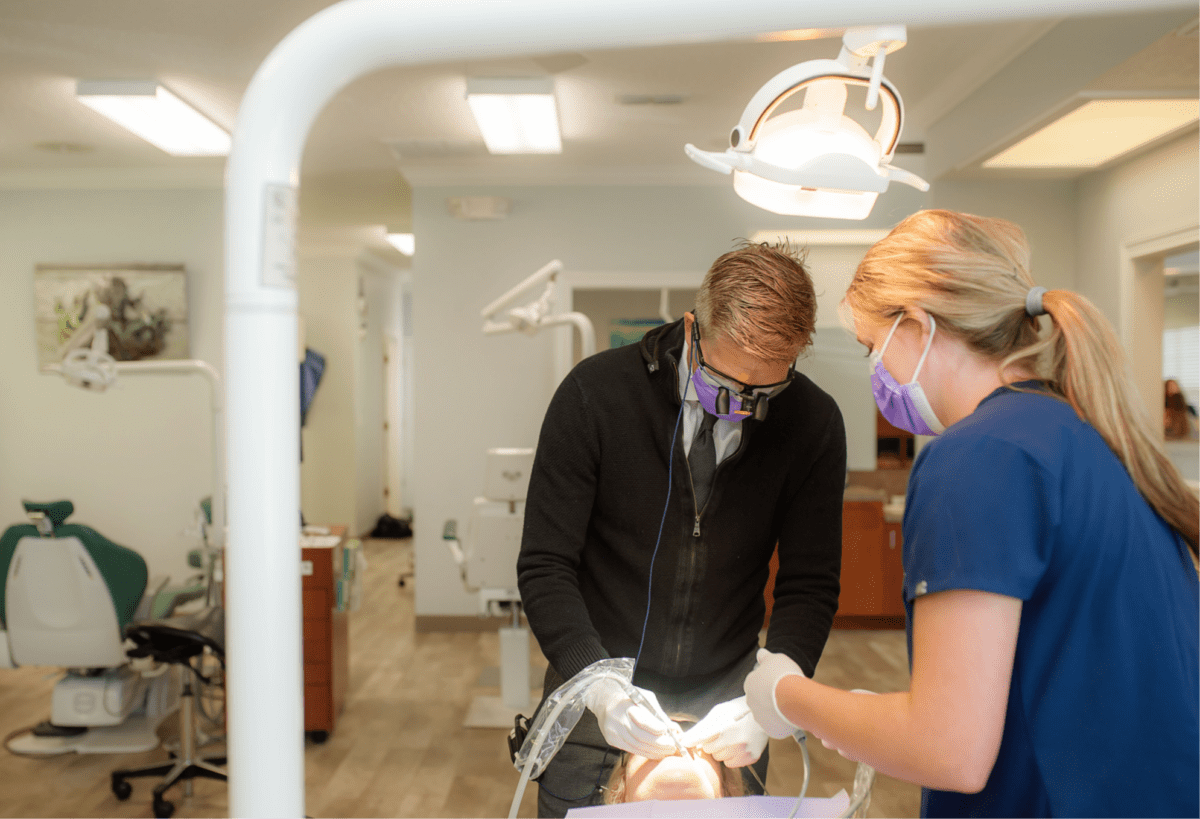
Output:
top-left (632, 381), bottom-right (688, 675)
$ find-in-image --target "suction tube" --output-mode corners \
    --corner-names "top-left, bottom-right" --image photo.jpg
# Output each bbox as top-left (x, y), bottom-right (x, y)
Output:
top-left (508, 659), bottom-right (639, 819)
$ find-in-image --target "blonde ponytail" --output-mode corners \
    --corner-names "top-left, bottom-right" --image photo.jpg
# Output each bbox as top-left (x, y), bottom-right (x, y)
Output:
top-left (1025, 290), bottom-right (1198, 555)
top-left (845, 209), bottom-right (1199, 558)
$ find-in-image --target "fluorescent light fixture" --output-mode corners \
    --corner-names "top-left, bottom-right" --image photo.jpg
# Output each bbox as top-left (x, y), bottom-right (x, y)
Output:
top-left (76, 80), bottom-right (231, 156)
top-left (466, 77), bottom-right (561, 154)
top-left (984, 98), bottom-right (1199, 169)
top-left (684, 26), bottom-right (928, 220)
top-left (756, 28), bottom-right (845, 43)
top-left (386, 233), bottom-right (415, 256)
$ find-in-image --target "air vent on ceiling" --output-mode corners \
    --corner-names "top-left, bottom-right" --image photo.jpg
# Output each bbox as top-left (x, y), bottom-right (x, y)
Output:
top-left (385, 140), bottom-right (486, 162)
top-left (895, 142), bottom-right (924, 154)
top-left (34, 141), bottom-right (94, 154)
top-left (616, 94), bottom-right (687, 106)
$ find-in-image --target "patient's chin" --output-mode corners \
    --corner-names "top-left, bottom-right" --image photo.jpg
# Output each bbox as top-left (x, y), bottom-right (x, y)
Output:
top-left (630, 757), bottom-right (720, 801)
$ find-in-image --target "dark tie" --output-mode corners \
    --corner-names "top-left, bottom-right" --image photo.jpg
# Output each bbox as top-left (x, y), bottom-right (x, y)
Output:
top-left (690, 412), bottom-right (718, 510)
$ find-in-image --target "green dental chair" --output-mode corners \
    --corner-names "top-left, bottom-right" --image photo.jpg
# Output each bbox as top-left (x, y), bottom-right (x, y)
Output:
top-left (0, 500), bottom-right (226, 817)
top-left (0, 500), bottom-right (158, 746)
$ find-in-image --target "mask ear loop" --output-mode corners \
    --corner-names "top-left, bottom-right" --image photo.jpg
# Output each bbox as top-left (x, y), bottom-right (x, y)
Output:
top-left (874, 313), bottom-right (904, 362)
top-left (908, 315), bottom-right (937, 385)
top-left (692, 316), bottom-right (730, 417)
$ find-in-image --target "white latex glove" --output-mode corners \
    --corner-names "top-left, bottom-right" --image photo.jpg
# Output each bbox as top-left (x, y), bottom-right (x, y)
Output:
top-left (679, 695), bottom-right (769, 767)
top-left (583, 677), bottom-right (677, 758)
top-left (743, 648), bottom-right (806, 739)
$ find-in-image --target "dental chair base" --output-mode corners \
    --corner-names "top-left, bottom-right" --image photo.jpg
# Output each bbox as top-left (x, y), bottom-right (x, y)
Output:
top-left (6, 667), bottom-right (179, 756)
top-left (446, 469), bottom-right (536, 729)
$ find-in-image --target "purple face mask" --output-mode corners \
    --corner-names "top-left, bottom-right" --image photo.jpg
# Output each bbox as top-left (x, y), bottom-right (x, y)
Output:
top-left (869, 314), bottom-right (945, 437)
top-left (690, 365), bottom-right (752, 422)
top-left (687, 322), bottom-right (792, 422)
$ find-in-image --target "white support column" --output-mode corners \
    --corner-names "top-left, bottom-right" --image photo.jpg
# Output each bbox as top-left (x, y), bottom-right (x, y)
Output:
top-left (224, 0), bottom-right (1191, 815)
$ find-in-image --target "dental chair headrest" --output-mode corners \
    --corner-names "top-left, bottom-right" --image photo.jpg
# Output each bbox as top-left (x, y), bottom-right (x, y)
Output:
top-left (22, 500), bottom-right (74, 527)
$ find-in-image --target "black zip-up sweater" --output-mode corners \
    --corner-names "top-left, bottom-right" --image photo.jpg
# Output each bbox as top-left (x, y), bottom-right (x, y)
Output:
top-left (517, 318), bottom-right (845, 688)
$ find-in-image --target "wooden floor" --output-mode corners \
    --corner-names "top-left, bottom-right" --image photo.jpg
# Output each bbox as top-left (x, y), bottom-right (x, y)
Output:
top-left (0, 539), bottom-right (920, 818)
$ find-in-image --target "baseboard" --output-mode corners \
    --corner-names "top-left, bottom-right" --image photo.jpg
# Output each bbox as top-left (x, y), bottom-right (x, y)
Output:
top-left (414, 614), bottom-right (529, 633)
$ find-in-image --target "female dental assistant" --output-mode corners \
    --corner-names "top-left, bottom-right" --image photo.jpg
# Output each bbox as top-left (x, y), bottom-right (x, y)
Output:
top-left (745, 209), bottom-right (1199, 818)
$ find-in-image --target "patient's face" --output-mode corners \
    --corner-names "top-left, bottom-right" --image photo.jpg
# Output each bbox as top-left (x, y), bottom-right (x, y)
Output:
top-left (622, 749), bottom-right (725, 801)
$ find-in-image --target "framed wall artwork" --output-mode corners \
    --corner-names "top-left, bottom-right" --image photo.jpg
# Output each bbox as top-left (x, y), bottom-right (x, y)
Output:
top-left (34, 263), bottom-right (190, 369)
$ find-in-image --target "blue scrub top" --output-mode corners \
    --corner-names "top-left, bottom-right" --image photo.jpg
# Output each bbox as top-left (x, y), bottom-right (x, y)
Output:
top-left (902, 383), bottom-right (1199, 818)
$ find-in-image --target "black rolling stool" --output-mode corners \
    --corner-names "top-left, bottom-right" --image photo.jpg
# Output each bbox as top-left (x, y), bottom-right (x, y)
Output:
top-left (111, 607), bottom-right (227, 819)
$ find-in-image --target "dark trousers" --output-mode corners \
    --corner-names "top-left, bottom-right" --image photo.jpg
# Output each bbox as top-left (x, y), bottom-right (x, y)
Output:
top-left (534, 650), bottom-right (768, 818)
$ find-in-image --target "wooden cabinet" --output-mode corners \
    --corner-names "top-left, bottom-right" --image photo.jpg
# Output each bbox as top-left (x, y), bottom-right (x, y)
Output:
top-left (882, 520), bottom-right (905, 614)
top-left (834, 500), bottom-right (905, 628)
top-left (876, 408), bottom-right (915, 470)
top-left (301, 528), bottom-right (349, 741)
top-left (763, 494), bottom-right (906, 630)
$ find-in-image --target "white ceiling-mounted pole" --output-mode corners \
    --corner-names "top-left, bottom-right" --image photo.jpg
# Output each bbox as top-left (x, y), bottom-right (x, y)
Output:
top-left (225, 0), bottom-right (1192, 815)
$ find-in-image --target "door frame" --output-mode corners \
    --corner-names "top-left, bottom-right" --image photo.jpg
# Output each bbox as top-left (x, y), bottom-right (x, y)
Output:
top-left (1121, 223), bottom-right (1199, 416)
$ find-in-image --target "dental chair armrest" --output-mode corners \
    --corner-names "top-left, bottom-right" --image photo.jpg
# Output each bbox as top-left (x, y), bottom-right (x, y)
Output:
top-left (133, 574), bottom-right (172, 623)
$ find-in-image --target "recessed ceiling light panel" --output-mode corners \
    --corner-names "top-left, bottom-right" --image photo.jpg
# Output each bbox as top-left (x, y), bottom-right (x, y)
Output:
top-left (76, 80), bottom-right (230, 157)
top-left (465, 77), bottom-right (561, 155)
top-left (386, 233), bottom-right (415, 256)
top-left (984, 98), bottom-right (1199, 169)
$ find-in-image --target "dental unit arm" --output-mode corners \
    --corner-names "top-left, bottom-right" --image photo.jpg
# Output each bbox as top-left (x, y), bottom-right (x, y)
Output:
top-left (42, 312), bottom-right (226, 552)
top-left (481, 260), bottom-right (597, 359)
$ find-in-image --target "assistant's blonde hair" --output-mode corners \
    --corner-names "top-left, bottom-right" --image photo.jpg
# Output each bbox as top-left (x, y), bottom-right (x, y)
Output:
top-left (843, 209), bottom-right (1199, 556)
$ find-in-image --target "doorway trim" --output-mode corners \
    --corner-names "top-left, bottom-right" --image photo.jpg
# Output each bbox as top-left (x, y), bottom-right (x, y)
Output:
top-left (554, 271), bottom-right (704, 382)
top-left (1120, 222), bottom-right (1199, 414)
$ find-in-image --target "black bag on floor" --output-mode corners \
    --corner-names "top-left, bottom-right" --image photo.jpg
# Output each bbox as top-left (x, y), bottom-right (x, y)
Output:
top-left (370, 513), bottom-right (412, 539)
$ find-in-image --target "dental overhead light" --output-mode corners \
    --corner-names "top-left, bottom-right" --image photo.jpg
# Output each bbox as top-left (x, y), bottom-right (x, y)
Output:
top-left (685, 25), bottom-right (928, 220)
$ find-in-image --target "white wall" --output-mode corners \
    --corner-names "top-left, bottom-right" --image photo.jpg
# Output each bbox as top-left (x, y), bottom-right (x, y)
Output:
top-left (0, 186), bottom-right (400, 584)
top-left (798, 243), bottom-right (885, 472)
top-left (1076, 131), bottom-right (1200, 413)
top-left (930, 179), bottom-right (1079, 291)
top-left (0, 187), bottom-right (223, 583)
top-left (410, 182), bottom-right (928, 617)
top-left (1165, 291), bottom-right (1199, 330)
top-left (298, 253), bottom-right (400, 536)
top-left (356, 261), bottom-right (398, 536)
top-left (298, 257), bottom-right (359, 530)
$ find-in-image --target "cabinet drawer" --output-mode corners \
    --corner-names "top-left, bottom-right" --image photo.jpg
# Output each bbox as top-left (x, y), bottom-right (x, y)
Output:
top-left (304, 661), bottom-right (331, 686)
top-left (303, 634), bottom-right (331, 664)
top-left (303, 587), bottom-right (330, 620)
top-left (304, 684), bottom-right (332, 731)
